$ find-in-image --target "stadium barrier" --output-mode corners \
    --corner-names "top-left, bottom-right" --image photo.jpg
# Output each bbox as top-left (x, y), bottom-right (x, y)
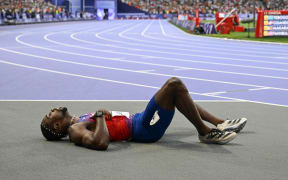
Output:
top-left (0, 11), bottom-right (96, 26)
top-left (116, 13), bottom-right (177, 20)
top-left (170, 18), bottom-right (217, 35)
top-left (201, 23), bottom-right (217, 34)
top-left (171, 18), bottom-right (196, 31)
top-left (176, 13), bottom-right (254, 21)
top-left (117, 13), bottom-right (149, 19)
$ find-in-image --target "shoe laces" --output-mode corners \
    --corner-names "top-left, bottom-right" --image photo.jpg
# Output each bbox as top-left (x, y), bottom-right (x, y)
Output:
top-left (207, 129), bottom-right (225, 139)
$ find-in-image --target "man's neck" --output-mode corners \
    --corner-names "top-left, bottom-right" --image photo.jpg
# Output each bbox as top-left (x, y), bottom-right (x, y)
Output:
top-left (69, 115), bottom-right (79, 126)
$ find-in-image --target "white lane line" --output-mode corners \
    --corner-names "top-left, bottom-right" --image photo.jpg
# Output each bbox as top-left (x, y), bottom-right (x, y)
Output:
top-left (17, 34), bottom-right (122, 60)
top-left (122, 20), bottom-right (288, 58)
top-left (202, 91), bottom-right (228, 96)
top-left (204, 87), bottom-right (273, 95)
top-left (7, 24), bottom-right (288, 86)
top-left (101, 24), bottom-right (288, 71)
top-left (1, 59), bottom-right (288, 108)
top-left (7, 27), bottom-right (288, 90)
top-left (159, 19), bottom-right (167, 36)
top-left (0, 59), bottom-right (243, 100)
top-left (10, 33), bottom-right (286, 90)
top-left (248, 87), bottom-right (271, 91)
top-left (14, 32), bottom-right (288, 83)
top-left (127, 23), bottom-right (288, 59)
top-left (174, 67), bottom-right (191, 71)
top-left (275, 57), bottom-right (288, 59)
top-left (95, 22), bottom-right (288, 66)
top-left (2, 46), bottom-right (288, 92)
top-left (42, 33), bottom-right (288, 79)
top-left (2, 21), bottom-right (288, 108)
top-left (93, 24), bottom-right (288, 68)
top-left (0, 100), bottom-right (240, 102)
top-left (141, 21), bottom-right (153, 36)
top-left (135, 69), bottom-right (155, 73)
top-left (86, 37), bottom-right (288, 66)
top-left (68, 22), bottom-right (288, 66)
top-left (1, 47), bottom-right (274, 90)
top-left (0, 59), bottom-right (160, 89)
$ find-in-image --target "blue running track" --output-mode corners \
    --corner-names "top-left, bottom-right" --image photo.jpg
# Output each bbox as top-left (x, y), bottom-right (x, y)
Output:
top-left (0, 20), bottom-right (288, 107)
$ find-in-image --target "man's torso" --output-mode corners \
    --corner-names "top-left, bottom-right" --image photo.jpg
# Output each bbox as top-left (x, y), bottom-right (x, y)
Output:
top-left (75, 112), bottom-right (134, 141)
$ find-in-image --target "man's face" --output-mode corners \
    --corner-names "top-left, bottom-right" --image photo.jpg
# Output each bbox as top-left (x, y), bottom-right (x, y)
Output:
top-left (44, 107), bottom-right (70, 130)
top-left (46, 107), bottom-right (67, 121)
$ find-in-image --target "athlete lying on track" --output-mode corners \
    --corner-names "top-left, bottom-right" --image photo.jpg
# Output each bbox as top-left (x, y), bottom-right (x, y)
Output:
top-left (40, 77), bottom-right (247, 150)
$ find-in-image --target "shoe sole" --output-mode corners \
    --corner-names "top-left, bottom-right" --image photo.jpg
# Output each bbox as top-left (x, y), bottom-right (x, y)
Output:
top-left (199, 133), bottom-right (237, 145)
top-left (216, 134), bottom-right (237, 145)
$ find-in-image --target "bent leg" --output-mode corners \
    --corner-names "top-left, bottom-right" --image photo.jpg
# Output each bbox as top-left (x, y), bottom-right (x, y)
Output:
top-left (132, 96), bottom-right (175, 142)
top-left (154, 77), bottom-right (211, 136)
top-left (195, 104), bottom-right (224, 126)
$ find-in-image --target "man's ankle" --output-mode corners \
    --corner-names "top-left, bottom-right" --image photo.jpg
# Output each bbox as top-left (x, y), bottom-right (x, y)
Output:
top-left (215, 119), bottom-right (225, 126)
top-left (199, 127), bottom-right (211, 136)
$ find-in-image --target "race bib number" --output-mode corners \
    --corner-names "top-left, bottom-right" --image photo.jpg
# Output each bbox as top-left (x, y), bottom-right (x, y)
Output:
top-left (111, 111), bottom-right (130, 118)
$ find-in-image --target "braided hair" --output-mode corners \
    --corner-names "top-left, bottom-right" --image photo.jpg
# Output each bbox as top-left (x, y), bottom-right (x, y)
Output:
top-left (40, 123), bottom-right (68, 141)
top-left (40, 115), bottom-right (68, 141)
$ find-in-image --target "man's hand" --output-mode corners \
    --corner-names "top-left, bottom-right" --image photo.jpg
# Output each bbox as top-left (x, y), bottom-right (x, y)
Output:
top-left (91, 110), bottom-right (112, 120)
top-left (101, 109), bottom-right (112, 120)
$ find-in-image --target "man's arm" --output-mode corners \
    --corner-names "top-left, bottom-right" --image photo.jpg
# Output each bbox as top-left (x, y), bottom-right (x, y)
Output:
top-left (69, 117), bottom-right (110, 150)
top-left (97, 109), bottom-right (112, 120)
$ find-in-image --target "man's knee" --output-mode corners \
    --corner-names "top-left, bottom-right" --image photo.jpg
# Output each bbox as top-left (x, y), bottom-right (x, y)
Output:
top-left (157, 77), bottom-right (186, 97)
top-left (166, 77), bottom-right (183, 89)
top-left (165, 77), bottom-right (188, 94)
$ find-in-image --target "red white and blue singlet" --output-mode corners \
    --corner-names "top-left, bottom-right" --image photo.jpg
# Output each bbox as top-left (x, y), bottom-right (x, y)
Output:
top-left (76, 97), bottom-right (175, 143)
top-left (77, 112), bottom-right (133, 141)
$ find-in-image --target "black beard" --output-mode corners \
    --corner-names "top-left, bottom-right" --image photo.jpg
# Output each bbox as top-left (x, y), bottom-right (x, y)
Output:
top-left (60, 107), bottom-right (68, 116)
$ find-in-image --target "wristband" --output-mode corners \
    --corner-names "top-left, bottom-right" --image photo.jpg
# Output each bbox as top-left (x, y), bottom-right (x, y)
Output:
top-left (95, 111), bottom-right (104, 117)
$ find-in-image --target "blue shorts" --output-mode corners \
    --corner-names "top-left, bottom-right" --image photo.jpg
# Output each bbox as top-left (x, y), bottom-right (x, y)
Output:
top-left (131, 96), bottom-right (175, 142)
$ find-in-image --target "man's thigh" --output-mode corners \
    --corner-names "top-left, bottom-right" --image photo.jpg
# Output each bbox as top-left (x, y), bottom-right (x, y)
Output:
top-left (132, 97), bottom-right (175, 142)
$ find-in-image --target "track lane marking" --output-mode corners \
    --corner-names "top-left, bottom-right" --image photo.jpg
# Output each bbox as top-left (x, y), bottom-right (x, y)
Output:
top-left (120, 20), bottom-right (288, 58)
top-left (0, 58), bottom-right (244, 100)
top-left (1, 46), bottom-right (288, 92)
top-left (0, 47), bottom-right (270, 89)
top-left (98, 22), bottom-right (288, 66)
top-left (18, 31), bottom-right (288, 80)
top-left (1, 58), bottom-right (288, 108)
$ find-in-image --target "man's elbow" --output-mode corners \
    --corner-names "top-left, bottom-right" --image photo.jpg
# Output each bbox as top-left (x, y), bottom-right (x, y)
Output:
top-left (97, 142), bottom-right (109, 151)
top-left (91, 132), bottom-right (110, 150)
top-left (82, 132), bottom-right (110, 150)
top-left (91, 141), bottom-right (109, 150)
top-left (89, 136), bottom-right (110, 150)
